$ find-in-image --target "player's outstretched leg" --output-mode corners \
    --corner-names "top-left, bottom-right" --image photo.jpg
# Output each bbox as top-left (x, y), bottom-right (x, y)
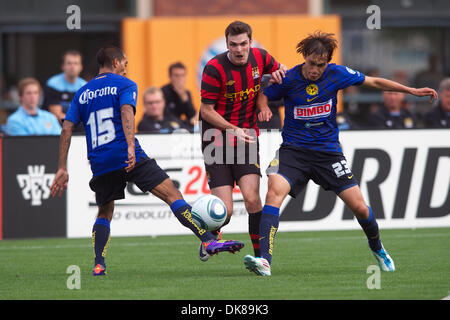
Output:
top-left (244, 205), bottom-right (280, 276)
top-left (339, 187), bottom-right (395, 272)
top-left (92, 201), bottom-right (113, 276)
top-left (152, 179), bottom-right (244, 256)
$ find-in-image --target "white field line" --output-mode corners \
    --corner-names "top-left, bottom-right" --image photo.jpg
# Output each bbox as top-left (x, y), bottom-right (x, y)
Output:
top-left (0, 232), bottom-right (448, 251)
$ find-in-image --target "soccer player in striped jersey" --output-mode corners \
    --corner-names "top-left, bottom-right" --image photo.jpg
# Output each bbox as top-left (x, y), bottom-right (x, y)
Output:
top-left (199, 21), bottom-right (287, 261)
top-left (244, 31), bottom-right (438, 276)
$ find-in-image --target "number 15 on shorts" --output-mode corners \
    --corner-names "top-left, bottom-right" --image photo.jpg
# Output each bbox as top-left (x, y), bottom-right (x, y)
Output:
top-left (332, 159), bottom-right (351, 178)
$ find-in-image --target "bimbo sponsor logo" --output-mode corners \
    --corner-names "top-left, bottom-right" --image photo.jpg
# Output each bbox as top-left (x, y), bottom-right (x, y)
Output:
top-left (294, 99), bottom-right (332, 120)
top-left (79, 86), bottom-right (118, 104)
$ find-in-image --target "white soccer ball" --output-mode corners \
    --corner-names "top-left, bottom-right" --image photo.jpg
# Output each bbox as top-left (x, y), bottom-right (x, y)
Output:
top-left (191, 195), bottom-right (227, 231)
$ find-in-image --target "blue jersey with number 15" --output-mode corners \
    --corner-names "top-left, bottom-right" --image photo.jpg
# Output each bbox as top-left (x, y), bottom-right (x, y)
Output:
top-left (65, 73), bottom-right (147, 177)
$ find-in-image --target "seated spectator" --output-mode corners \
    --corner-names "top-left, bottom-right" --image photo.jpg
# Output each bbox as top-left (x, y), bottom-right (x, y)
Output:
top-left (336, 112), bottom-right (357, 130)
top-left (138, 86), bottom-right (187, 133)
top-left (414, 54), bottom-right (444, 93)
top-left (370, 91), bottom-right (417, 129)
top-left (425, 77), bottom-right (450, 128)
top-left (44, 50), bottom-right (87, 128)
top-left (5, 78), bottom-right (61, 136)
top-left (161, 62), bottom-right (196, 131)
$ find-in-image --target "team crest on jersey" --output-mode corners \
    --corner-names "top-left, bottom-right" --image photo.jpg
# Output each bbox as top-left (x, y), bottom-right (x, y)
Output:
top-left (252, 67), bottom-right (260, 80)
top-left (306, 84), bottom-right (319, 96)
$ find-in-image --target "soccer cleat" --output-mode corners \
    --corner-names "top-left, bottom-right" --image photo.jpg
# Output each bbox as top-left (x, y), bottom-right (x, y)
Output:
top-left (371, 244), bottom-right (395, 272)
top-left (203, 239), bottom-right (244, 256)
top-left (93, 264), bottom-right (106, 276)
top-left (244, 255), bottom-right (271, 276)
top-left (199, 231), bottom-right (222, 262)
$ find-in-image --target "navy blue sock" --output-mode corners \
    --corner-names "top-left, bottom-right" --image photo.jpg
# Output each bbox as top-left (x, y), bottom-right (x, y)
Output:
top-left (170, 199), bottom-right (216, 243)
top-left (259, 205), bottom-right (280, 264)
top-left (92, 218), bottom-right (111, 266)
top-left (357, 207), bottom-right (382, 252)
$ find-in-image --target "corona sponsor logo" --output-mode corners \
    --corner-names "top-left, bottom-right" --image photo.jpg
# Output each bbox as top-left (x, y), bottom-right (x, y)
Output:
top-left (294, 99), bottom-right (332, 120)
top-left (79, 86), bottom-right (117, 104)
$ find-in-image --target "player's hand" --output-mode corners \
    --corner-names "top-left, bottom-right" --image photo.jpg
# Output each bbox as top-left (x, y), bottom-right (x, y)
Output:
top-left (50, 168), bottom-right (69, 198)
top-left (234, 127), bottom-right (256, 144)
top-left (125, 145), bottom-right (136, 172)
top-left (410, 87), bottom-right (438, 103)
top-left (258, 106), bottom-right (273, 122)
top-left (270, 64), bottom-right (288, 84)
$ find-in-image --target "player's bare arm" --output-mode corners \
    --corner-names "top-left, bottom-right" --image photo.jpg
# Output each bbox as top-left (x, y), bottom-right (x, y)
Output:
top-left (256, 91), bottom-right (272, 122)
top-left (362, 76), bottom-right (438, 102)
top-left (121, 104), bottom-right (136, 172)
top-left (270, 63), bottom-right (288, 84)
top-left (200, 102), bottom-right (256, 143)
top-left (50, 119), bottom-right (75, 197)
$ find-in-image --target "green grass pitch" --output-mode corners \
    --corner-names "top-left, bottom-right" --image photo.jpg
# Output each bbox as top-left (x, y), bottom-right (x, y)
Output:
top-left (0, 227), bottom-right (449, 300)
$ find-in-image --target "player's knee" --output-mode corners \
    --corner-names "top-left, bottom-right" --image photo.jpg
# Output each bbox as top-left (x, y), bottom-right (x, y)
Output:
top-left (351, 202), bottom-right (370, 219)
top-left (243, 193), bottom-right (262, 212)
top-left (265, 188), bottom-right (284, 207)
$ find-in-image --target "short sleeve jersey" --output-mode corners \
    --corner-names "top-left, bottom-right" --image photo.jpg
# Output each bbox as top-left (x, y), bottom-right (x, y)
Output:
top-left (65, 73), bottom-right (147, 177)
top-left (264, 63), bottom-right (365, 153)
top-left (200, 47), bottom-right (279, 136)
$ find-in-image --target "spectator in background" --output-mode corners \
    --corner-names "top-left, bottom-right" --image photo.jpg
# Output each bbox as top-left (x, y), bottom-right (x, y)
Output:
top-left (414, 54), bottom-right (444, 92)
top-left (425, 77), bottom-right (450, 128)
top-left (370, 91), bottom-right (417, 129)
top-left (5, 77), bottom-right (61, 136)
top-left (138, 86), bottom-right (187, 133)
top-left (161, 62), bottom-right (196, 131)
top-left (44, 50), bottom-right (87, 126)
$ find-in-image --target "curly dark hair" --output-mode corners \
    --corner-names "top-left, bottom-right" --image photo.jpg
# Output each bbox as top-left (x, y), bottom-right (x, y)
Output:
top-left (296, 31), bottom-right (338, 62)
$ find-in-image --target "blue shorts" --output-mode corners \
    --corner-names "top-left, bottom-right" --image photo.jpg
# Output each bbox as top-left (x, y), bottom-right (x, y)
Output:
top-left (89, 157), bottom-right (169, 206)
top-left (266, 145), bottom-right (358, 197)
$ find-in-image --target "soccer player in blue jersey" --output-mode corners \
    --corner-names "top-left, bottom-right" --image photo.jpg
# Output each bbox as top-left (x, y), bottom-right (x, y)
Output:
top-left (244, 32), bottom-right (438, 276)
top-left (49, 45), bottom-right (244, 276)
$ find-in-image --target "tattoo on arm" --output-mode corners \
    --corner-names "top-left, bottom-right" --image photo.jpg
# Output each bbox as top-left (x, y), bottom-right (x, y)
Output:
top-left (58, 120), bottom-right (75, 170)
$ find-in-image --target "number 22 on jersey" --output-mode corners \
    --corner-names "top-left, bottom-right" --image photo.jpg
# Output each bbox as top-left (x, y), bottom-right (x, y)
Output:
top-left (86, 107), bottom-right (116, 149)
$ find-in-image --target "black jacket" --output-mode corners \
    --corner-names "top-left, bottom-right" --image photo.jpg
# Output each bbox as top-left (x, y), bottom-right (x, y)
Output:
top-left (370, 105), bottom-right (417, 129)
top-left (424, 104), bottom-right (450, 128)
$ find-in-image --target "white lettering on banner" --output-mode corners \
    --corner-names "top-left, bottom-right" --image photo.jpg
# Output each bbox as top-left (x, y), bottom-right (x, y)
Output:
top-left (17, 165), bottom-right (55, 206)
top-left (66, 130), bottom-right (450, 238)
top-left (78, 87), bottom-right (117, 104)
top-left (294, 99), bottom-right (332, 120)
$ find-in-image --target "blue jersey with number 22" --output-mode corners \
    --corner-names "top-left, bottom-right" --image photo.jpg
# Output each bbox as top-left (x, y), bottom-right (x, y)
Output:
top-left (264, 63), bottom-right (365, 154)
top-left (65, 73), bottom-right (147, 177)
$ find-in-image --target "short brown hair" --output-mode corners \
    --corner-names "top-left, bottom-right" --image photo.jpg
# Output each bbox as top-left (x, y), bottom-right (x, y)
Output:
top-left (225, 21), bottom-right (252, 41)
top-left (169, 62), bottom-right (186, 76)
top-left (296, 31), bottom-right (338, 62)
top-left (62, 50), bottom-right (82, 64)
top-left (18, 77), bottom-right (41, 96)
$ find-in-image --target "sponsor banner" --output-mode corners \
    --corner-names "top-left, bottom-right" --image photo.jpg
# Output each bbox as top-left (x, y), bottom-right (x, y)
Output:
top-left (2, 136), bottom-right (66, 239)
top-left (67, 130), bottom-right (450, 238)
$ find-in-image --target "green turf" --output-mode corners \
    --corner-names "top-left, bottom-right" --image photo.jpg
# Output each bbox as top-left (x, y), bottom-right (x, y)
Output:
top-left (0, 227), bottom-right (449, 300)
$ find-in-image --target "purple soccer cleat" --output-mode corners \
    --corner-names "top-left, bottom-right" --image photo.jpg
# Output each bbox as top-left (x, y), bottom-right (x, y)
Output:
top-left (203, 239), bottom-right (244, 255)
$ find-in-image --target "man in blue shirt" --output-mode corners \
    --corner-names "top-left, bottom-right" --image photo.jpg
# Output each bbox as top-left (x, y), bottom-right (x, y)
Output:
top-left (50, 45), bottom-right (244, 276)
top-left (44, 50), bottom-right (87, 129)
top-left (5, 77), bottom-right (61, 136)
top-left (244, 31), bottom-right (438, 276)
